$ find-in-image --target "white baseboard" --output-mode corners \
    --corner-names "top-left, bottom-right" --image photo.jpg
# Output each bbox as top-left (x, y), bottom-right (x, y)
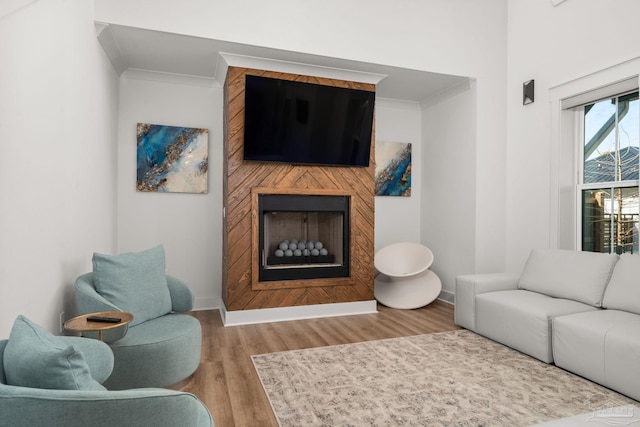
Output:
top-left (192, 296), bottom-right (218, 311)
top-left (220, 300), bottom-right (378, 326)
top-left (438, 290), bottom-right (455, 304)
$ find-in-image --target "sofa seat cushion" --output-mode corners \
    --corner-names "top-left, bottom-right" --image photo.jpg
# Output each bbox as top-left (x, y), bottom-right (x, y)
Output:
top-left (603, 253), bottom-right (640, 315)
top-left (4, 316), bottom-right (106, 391)
top-left (104, 314), bottom-right (202, 390)
top-left (476, 290), bottom-right (598, 363)
top-left (517, 249), bottom-right (618, 307)
top-left (553, 310), bottom-right (640, 401)
top-left (92, 245), bottom-right (172, 326)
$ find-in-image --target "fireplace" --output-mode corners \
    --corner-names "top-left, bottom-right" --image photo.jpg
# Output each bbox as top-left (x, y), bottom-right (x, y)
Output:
top-left (225, 68), bottom-right (375, 313)
top-left (257, 193), bottom-right (350, 282)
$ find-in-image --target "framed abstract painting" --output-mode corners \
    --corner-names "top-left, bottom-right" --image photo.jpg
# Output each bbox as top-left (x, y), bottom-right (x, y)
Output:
top-left (375, 141), bottom-right (412, 197)
top-left (136, 123), bottom-right (209, 193)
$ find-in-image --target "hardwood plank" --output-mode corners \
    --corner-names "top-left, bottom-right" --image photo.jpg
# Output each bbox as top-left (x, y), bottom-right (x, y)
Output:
top-left (182, 301), bottom-right (460, 427)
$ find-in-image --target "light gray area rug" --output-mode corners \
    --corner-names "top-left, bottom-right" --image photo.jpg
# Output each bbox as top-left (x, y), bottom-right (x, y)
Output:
top-left (251, 330), bottom-right (637, 426)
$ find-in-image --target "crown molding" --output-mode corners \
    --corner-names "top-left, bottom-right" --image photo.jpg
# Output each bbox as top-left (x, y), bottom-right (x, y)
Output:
top-left (121, 68), bottom-right (219, 88)
top-left (420, 78), bottom-right (474, 109)
top-left (215, 52), bottom-right (388, 86)
top-left (95, 22), bottom-right (128, 75)
top-left (376, 97), bottom-right (421, 110)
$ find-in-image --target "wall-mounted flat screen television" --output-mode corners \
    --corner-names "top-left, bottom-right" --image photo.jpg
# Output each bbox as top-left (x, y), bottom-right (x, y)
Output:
top-left (243, 74), bottom-right (375, 167)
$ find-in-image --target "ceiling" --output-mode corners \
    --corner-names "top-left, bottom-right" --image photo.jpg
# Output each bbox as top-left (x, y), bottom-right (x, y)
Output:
top-left (97, 24), bottom-right (470, 103)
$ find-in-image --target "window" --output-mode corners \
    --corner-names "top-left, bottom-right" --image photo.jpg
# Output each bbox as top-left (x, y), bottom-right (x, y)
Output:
top-left (578, 91), bottom-right (639, 254)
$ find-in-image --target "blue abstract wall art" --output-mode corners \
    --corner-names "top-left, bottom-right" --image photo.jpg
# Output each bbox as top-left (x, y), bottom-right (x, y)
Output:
top-left (375, 141), bottom-right (412, 197)
top-left (136, 123), bottom-right (209, 193)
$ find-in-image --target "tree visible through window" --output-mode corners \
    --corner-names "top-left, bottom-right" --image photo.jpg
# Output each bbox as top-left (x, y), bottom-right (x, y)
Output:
top-left (580, 91), bottom-right (639, 254)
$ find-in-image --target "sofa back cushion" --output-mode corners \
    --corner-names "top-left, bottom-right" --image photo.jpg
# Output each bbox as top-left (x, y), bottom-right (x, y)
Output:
top-left (518, 249), bottom-right (618, 307)
top-left (603, 253), bottom-right (640, 314)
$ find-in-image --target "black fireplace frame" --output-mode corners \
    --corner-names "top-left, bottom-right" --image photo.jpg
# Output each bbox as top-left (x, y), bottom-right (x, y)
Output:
top-left (258, 194), bottom-right (350, 282)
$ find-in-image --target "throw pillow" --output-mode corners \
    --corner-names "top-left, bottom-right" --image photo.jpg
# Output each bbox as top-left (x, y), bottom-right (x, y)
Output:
top-left (3, 315), bottom-right (106, 390)
top-left (92, 245), bottom-right (172, 326)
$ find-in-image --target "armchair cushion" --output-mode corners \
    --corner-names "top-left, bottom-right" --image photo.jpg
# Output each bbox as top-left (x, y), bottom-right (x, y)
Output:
top-left (92, 245), bottom-right (172, 326)
top-left (4, 316), bottom-right (105, 391)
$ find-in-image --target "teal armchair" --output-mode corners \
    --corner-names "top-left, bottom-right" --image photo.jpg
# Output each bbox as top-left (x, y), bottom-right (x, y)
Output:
top-left (74, 272), bottom-right (202, 390)
top-left (0, 337), bottom-right (214, 427)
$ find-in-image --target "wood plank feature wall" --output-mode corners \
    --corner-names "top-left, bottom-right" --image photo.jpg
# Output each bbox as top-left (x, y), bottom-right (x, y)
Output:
top-left (223, 67), bottom-right (375, 312)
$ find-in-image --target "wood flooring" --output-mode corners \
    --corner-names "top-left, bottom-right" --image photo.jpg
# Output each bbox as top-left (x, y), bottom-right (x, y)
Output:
top-left (181, 300), bottom-right (460, 427)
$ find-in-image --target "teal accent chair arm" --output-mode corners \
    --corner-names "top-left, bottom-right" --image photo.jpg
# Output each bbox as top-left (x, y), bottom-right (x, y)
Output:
top-left (167, 275), bottom-right (195, 312)
top-left (55, 336), bottom-right (114, 384)
top-left (0, 385), bottom-right (214, 427)
top-left (0, 340), bottom-right (214, 427)
top-left (74, 273), bottom-right (127, 342)
top-left (75, 272), bottom-right (122, 313)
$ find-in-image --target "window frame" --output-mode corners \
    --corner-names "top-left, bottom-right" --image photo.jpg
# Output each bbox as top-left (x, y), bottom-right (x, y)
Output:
top-left (549, 62), bottom-right (640, 251)
top-left (574, 90), bottom-right (640, 253)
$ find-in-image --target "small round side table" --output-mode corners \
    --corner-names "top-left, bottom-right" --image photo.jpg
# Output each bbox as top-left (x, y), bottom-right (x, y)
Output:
top-left (64, 311), bottom-right (133, 341)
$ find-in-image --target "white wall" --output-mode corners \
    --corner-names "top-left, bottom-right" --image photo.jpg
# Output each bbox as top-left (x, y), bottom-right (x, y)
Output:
top-left (374, 99), bottom-right (422, 251)
top-left (0, 0), bottom-right (513, 336)
top-left (95, 0), bottom-right (510, 294)
top-left (422, 84), bottom-right (478, 297)
top-left (116, 75), bottom-right (222, 310)
top-left (3, 0), bottom-right (635, 333)
top-left (505, 0), bottom-right (640, 273)
top-left (12, 0), bottom-right (639, 334)
top-left (0, 0), bottom-right (119, 336)
top-left (115, 80), bottom-right (422, 311)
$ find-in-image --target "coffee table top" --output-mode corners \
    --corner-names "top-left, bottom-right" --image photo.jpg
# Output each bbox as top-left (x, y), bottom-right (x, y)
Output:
top-left (64, 311), bottom-right (134, 334)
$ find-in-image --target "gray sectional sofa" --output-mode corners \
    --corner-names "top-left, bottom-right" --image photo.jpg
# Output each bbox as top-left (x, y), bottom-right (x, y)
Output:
top-left (455, 248), bottom-right (640, 401)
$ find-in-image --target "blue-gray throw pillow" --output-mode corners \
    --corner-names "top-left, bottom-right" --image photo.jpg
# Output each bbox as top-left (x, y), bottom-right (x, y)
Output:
top-left (92, 245), bottom-right (172, 326)
top-left (4, 315), bottom-right (106, 390)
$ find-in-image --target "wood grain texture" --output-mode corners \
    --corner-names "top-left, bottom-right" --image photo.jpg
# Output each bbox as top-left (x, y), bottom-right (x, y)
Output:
top-left (223, 67), bottom-right (376, 311)
top-left (181, 302), bottom-right (460, 427)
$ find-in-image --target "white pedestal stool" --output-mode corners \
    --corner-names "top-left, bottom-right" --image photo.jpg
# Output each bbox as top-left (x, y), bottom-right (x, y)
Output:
top-left (374, 242), bottom-right (442, 309)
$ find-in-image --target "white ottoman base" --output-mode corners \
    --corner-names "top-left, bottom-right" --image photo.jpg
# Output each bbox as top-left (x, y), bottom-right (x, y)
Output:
top-left (374, 269), bottom-right (442, 309)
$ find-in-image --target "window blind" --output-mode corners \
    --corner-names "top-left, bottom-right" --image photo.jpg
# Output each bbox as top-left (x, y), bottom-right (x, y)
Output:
top-left (562, 76), bottom-right (638, 110)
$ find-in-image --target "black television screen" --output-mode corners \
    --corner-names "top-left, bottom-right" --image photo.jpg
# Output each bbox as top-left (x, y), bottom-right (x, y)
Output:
top-left (243, 75), bottom-right (375, 167)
